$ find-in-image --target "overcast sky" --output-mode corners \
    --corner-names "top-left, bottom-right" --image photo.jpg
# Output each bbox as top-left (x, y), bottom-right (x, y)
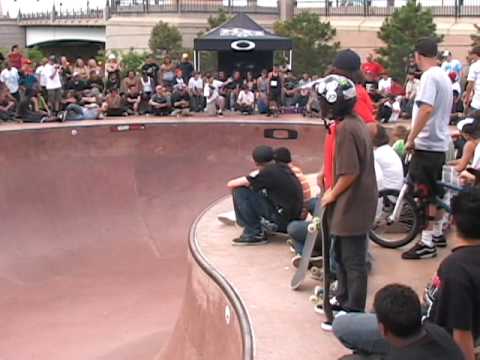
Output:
top-left (2, 0), bottom-right (106, 16)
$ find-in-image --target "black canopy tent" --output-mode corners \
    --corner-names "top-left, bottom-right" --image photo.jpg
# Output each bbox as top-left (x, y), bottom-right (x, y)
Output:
top-left (193, 13), bottom-right (293, 76)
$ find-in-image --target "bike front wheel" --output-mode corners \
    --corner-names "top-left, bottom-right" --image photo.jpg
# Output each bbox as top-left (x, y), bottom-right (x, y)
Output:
top-left (369, 188), bottom-right (420, 249)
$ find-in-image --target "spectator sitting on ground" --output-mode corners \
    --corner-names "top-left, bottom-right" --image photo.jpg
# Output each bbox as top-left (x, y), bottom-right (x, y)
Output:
top-left (17, 88), bottom-right (52, 123)
top-left (236, 84), bottom-right (255, 115)
top-left (121, 70), bottom-right (142, 94)
top-left (204, 74), bottom-right (225, 116)
top-left (227, 145), bottom-right (303, 245)
top-left (378, 95), bottom-right (401, 124)
top-left (171, 84), bottom-right (190, 115)
top-left (125, 86), bottom-right (141, 115)
top-left (334, 188), bottom-right (480, 360)
top-left (391, 124), bottom-right (409, 160)
top-left (377, 72), bottom-right (392, 96)
top-left (0, 83), bottom-right (16, 121)
top-left (101, 88), bottom-right (127, 116)
top-left (61, 90), bottom-right (79, 109)
top-left (187, 71), bottom-right (204, 112)
top-left (448, 117), bottom-right (480, 173)
top-left (149, 85), bottom-right (172, 116)
top-left (372, 125), bottom-right (404, 190)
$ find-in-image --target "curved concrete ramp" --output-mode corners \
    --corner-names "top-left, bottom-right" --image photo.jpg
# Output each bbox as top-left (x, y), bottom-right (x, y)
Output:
top-left (0, 121), bottom-right (324, 359)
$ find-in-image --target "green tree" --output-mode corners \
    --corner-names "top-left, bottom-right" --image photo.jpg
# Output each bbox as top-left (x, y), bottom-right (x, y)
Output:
top-left (25, 47), bottom-right (45, 65)
top-left (377, 0), bottom-right (442, 81)
top-left (197, 9), bottom-right (233, 73)
top-left (120, 48), bottom-right (150, 76)
top-left (149, 21), bottom-right (183, 56)
top-left (273, 12), bottom-right (339, 75)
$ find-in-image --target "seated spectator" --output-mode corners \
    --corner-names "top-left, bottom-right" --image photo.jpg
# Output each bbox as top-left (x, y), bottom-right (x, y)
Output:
top-left (204, 74), bottom-right (225, 116)
top-left (171, 84), bottom-right (190, 115)
top-left (378, 95), bottom-right (401, 123)
top-left (88, 71), bottom-right (104, 93)
top-left (101, 88), bottom-right (127, 116)
top-left (448, 117), bottom-right (480, 173)
top-left (236, 85), bottom-right (255, 115)
top-left (67, 72), bottom-right (89, 92)
top-left (149, 85), bottom-right (172, 116)
top-left (373, 125), bottom-right (404, 190)
top-left (172, 68), bottom-right (185, 88)
top-left (391, 124), bottom-right (409, 160)
top-left (378, 72), bottom-right (392, 96)
top-left (334, 188), bottom-right (480, 360)
top-left (17, 88), bottom-right (52, 123)
top-left (61, 90), bottom-right (80, 109)
top-left (0, 84), bottom-right (16, 121)
top-left (125, 86), bottom-right (141, 115)
top-left (61, 103), bottom-right (102, 121)
top-left (73, 58), bottom-right (89, 81)
top-left (140, 72), bottom-right (154, 100)
top-left (188, 72), bottom-right (204, 112)
top-left (227, 145), bottom-right (303, 245)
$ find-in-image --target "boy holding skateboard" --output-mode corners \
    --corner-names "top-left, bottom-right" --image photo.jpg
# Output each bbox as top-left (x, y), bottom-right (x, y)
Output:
top-left (317, 75), bottom-right (378, 319)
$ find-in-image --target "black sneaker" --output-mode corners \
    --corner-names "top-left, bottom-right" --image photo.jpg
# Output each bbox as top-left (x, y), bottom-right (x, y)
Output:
top-left (232, 233), bottom-right (268, 246)
top-left (432, 234), bottom-right (447, 248)
top-left (401, 242), bottom-right (437, 260)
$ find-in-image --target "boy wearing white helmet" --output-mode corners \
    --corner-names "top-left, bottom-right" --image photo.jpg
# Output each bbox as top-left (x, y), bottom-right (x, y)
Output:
top-left (317, 74), bottom-right (378, 325)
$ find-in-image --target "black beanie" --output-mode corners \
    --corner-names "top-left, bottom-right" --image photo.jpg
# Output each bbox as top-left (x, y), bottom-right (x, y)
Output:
top-left (252, 145), bottom-right (274, 164)
top-left (273, 147), bottom-right (292, 163)
top-left (333, 49), bottom-right (361, 72)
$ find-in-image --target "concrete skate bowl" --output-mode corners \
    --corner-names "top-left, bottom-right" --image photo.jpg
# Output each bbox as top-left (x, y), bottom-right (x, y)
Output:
top-left (0, 121), bottom-right (324, 359)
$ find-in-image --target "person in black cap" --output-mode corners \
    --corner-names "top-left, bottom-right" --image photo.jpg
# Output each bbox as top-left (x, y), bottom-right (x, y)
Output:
top-left (227, 145), bottom-right (304, 245)
top-left (401, 37), bottom-right (453, 260)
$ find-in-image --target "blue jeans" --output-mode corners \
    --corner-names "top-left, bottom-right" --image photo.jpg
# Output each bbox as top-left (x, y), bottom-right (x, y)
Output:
top-left (333, 313), bottom-right (390, 355)
top-left (232, 187), bottom-right (282, 238)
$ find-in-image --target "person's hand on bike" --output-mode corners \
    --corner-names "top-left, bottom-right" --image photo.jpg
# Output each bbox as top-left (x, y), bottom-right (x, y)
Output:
top-left (405, 137), bottom-right (416, 153)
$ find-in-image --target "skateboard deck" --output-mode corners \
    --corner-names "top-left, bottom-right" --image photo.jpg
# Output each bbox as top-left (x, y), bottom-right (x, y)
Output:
top-left (290, 200), bottom-right (325, 290)
top-left (321, 208), bottom-right (334, 326)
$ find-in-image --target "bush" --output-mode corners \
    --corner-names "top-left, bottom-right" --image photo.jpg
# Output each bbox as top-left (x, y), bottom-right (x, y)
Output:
top-left (119, 49), bottom-right (150, 76)
top-left (149, 21), bottom-right (183, 57)
top-left (26, 47), bottom-right (45, 65)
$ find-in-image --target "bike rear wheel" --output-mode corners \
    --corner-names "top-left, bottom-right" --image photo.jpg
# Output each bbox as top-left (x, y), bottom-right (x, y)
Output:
top-left (369, 188), bottom-right (420, 249)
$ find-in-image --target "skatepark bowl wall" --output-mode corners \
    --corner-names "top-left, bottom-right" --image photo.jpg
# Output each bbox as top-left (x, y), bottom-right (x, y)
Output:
top-left (0, 120), bottom-right (325, 359)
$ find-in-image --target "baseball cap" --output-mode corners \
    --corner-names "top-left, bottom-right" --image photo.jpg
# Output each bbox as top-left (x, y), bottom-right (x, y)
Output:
top-left (252, 145), bottom-right (274, 164)
top-left (415, 38), bottom-right (438, 58)
top-left (333, 49), bottom-right (361, 72)
top-left (273, 147), bottom-right (292, 163)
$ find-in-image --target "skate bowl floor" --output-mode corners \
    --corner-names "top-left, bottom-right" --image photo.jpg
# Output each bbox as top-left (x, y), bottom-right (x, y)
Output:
top-left (0, 118), bottom-right (331, 359)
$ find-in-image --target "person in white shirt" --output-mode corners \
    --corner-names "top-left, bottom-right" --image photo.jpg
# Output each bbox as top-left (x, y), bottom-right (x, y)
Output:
top-left (236, 85), bottom-right (255, 114)
top-left (0, 62), bottom-right (20, 101)
top-left (188, 72), bottom-right (204, 112)
top-left (35, 58), bottom-right (48, 92)
top-left (465, 46), bottom-right (480, 112)
top-left (372, 125), bottom-right (404, 191)
top-left (403, 72), bottom-right (420, 118)
top-left (377, 73), bottom-right (392, 96)
top-left (43, 55), bottom-right (63, 114)
top-left (204, 73), bottom-right (225, 116)
top-left (441, 50), bottom-right (463, 80)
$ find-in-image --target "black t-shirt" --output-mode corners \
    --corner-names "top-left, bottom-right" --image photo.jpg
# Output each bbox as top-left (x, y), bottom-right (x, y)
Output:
top-left (142, 63), bottom-right (159, 78)
top-left (247, 163), bottom-right (303, 221)
top-left (386, 322), bottom-right (463, 360)
top-left (177, 62), bottom-right (194, 82)
top-left (151, 93), bottom-right (169, 105)
top-left (269, 74), bottom-right (282, 95)
top-left (426, 245), bottom-right (480, 340)
top-left (171, 91), bottom-right (189, 104)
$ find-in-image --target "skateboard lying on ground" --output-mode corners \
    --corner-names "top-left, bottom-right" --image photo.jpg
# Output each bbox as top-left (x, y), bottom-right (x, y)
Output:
top-left (290, 200), bottom-right (325, 290)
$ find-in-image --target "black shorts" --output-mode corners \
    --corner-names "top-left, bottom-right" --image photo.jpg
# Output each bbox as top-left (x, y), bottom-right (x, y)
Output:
top-left (409, 150), bottom-right (446, 201)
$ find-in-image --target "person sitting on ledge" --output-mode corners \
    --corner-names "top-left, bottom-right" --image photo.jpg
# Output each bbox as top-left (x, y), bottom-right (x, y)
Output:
top-left (149, 85), bottom-right (172, 116)
top-left (227, 145), bottom-right (303, 246)
top-left (236, 84), bottom-right (255, 115)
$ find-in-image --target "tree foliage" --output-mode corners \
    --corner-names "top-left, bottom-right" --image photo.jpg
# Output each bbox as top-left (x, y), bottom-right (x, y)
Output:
top-left (120, 49), bottom-right (150, 76)
top-left (26, 47), bottom-right (45, 65)
top-left (377, 0), bottom-right (442, 80)
top-left (149, 21), bottom-right (183, 56)
top-left (273, 12), bottom-right (339, 75)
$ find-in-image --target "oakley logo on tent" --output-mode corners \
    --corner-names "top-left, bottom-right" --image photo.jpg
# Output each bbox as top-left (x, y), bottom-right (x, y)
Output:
top-left (220, 28), bottom-right (265, 37)
top-left (231, 40), bottom-right (256, 51)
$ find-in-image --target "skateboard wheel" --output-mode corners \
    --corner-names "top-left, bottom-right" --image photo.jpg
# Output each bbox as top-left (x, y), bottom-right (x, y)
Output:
top-left (307, 224), bottom-right (316, 233)
top-left (309, 295), bottom-right (319, 303)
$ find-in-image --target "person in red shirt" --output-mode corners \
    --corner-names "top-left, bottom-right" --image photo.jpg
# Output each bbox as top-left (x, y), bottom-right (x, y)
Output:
top-left (362, 52), bottom-right (385, 83)
top-left (7, 45), bottom-right (25, 70)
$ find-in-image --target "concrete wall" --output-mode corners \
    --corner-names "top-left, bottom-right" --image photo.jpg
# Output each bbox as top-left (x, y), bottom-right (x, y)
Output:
top-left (0, 19), bottom-right (26, 51)
top-left (106, 13), bottom-right (278, 52)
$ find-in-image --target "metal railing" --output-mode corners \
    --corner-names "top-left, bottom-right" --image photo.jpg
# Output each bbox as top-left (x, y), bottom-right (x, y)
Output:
top-left (109, 0), bottom-right (279, 14)
top-left (18, 8), bottom-right (104, 21)
top-left (295, 0), bottom-right (480, 17)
